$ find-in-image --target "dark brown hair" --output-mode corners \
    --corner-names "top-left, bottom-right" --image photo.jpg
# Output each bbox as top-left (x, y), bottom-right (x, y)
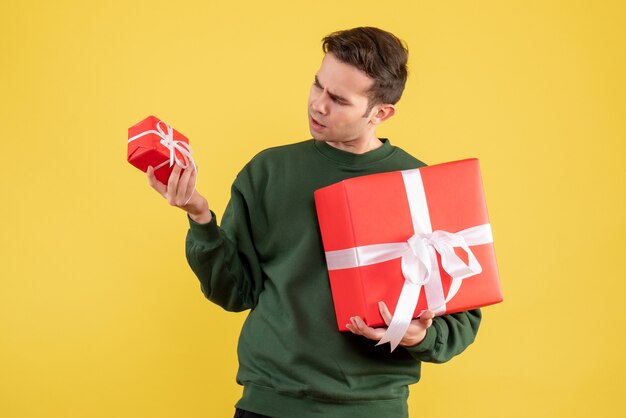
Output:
top-left (322, 27), bottom-right (409, 113)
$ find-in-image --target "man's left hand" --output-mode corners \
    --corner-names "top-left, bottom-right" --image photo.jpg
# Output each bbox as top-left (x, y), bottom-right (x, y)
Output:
top-left (346, 302), bottom-right (435, 347)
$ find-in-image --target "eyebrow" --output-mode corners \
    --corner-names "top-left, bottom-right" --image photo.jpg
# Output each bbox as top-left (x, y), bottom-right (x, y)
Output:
top-left (315, 76), bottom-right (350, 103)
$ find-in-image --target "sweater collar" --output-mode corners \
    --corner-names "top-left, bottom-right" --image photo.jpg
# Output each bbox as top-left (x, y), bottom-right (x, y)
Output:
top-left (313, 138), bottom-right (395, 165)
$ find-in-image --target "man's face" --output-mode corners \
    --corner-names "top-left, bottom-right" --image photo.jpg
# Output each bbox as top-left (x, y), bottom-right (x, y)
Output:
top-left (308, 53), bottom-right (377, 144)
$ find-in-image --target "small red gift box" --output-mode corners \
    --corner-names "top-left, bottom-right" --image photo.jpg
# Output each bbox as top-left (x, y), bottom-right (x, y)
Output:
top-left (314, 159), bottom-right (502, 349)
top-left (127, 115), bottom-right (194, 185)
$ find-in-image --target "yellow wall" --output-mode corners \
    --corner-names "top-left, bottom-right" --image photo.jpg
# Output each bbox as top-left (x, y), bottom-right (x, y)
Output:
top-left (2, 1), bottom-right (624, 417)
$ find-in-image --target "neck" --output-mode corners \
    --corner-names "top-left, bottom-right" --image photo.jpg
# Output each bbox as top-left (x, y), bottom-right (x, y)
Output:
top-left (326, 134), bottom-right (383, 155)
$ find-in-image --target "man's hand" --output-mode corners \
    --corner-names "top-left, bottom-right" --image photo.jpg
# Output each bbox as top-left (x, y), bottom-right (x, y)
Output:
top-left (345, 302), bottom-right (435, 347)
top-left (147, 164), bottom-right (212, 224)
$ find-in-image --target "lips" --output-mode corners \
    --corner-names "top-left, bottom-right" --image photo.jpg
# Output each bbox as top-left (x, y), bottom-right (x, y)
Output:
top-left (310, 114), bottom-right (326, 130)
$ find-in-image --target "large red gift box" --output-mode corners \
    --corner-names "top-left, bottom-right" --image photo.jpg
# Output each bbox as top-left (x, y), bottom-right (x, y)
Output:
top-left (127, 115), bottom-right (194, 185)
top-left (314, 159), bottom-right (502, 340)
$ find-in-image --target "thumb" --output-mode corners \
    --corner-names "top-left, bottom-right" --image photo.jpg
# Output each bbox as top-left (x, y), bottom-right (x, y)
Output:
top-left (421, 310), bottom-right (435, 320)
top-left (420, 311), bottom-right (435, 327)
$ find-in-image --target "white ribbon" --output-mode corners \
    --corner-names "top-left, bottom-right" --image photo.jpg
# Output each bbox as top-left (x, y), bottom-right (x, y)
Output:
top-left (324, 169), bottom-right (493, 351)
top-left (128, 120), bottom-right (197, 204)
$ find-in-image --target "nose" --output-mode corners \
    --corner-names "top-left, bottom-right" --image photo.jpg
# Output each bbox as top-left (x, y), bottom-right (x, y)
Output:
top-left (310, 89), bottom-right (329, 116)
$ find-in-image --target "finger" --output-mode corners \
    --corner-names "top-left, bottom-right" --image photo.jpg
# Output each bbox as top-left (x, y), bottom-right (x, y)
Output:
top-left (185, 166), bottom-right (197, 201)
top-left (176, 166), bottom-right (193, 205)
top-left (347, 317), bottom-right (363, 336)
top-left (182, 168), bottom-right (197, 207)
top-left (166, 164), bottom-right (182, 203)
top-left (352, 316), bottom-right (385, 341)
top-left (147, 166), bottom-right (167, 196)
top-left (378, 301), bottom-right (393, 326)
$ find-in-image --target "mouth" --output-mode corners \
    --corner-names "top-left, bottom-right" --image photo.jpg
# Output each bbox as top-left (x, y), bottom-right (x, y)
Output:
top-left (309, 114), bottom-right (326, 131)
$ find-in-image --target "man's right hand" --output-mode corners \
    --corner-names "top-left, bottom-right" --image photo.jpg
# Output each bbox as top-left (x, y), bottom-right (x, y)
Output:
top-left (147, 164), bottom-right (213, 224)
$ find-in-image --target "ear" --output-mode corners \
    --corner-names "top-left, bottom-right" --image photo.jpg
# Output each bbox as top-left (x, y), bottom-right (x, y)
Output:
top-left (368, 104), bottom-right (396, 125)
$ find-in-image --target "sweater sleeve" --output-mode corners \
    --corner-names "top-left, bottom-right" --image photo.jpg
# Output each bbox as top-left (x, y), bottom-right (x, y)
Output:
top-left (403, 308), bottom-right (482, 363)
top-left (185, 178), bottom-right (264, 312)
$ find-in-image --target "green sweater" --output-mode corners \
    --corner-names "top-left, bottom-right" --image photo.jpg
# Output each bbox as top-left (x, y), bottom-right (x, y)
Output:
top-left (186, 139), bottom-right (481, 418)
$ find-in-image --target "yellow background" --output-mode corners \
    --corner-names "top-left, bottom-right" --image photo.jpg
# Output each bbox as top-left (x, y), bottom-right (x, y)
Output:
top-left (1, 0), bottom-right (624, 417)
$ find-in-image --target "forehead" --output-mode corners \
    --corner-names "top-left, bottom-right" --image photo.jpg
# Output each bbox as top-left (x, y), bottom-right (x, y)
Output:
top-left (316, 53), bottom-right (373, 99)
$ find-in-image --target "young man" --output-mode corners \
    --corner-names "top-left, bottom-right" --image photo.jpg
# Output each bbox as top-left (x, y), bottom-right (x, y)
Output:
top-left (148, 27), bottom-right (481, 418)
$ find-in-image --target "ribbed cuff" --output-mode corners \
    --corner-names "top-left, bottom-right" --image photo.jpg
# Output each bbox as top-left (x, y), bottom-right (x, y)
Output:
top-left (187, 210), bottom-right (221, 245)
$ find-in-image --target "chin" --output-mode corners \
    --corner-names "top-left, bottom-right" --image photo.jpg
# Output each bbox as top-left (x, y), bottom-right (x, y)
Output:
top-left (309, 130), bottom-right (326, 141)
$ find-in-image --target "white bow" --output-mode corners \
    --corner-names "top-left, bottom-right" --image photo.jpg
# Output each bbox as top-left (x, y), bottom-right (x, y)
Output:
top-left (375, 225), bottom-right (491, 351)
